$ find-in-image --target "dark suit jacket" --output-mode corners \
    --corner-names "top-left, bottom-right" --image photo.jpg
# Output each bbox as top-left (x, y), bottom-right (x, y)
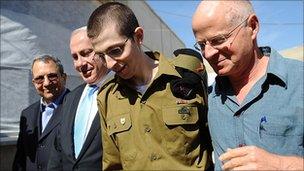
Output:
top-left (48, 84), bottom-right (102, 170)
top-left (13, 89), bottom-right (69, 171)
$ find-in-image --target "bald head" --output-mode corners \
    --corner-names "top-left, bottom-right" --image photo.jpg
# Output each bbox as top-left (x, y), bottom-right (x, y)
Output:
top-left (192, 0), bottom-right (254, 34)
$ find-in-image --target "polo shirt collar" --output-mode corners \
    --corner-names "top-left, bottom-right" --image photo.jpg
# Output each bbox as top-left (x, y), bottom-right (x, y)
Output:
top-left (215, 46), bottom-right (288, 92)
top-left (264, 47), bottom-right (288, 88)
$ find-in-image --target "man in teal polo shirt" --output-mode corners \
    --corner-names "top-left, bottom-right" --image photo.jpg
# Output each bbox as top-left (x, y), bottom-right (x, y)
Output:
top-left (192, 0), bottom-right (303, 170)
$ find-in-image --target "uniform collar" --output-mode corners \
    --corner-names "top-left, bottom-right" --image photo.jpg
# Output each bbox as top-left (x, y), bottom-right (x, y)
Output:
top-left (112, 51), bottom-right (181, 93)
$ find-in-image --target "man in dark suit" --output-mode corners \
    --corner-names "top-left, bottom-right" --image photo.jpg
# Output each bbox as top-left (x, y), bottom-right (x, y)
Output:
top-left (13, 55), bottom-right (69, 171)
top-left (48, 27), bottom-right (112, 170)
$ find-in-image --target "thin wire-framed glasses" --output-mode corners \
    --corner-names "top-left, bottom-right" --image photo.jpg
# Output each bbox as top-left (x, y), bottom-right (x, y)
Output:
top-left (194, 16), bottom-right (249, 53)
top-left (97, 37), bottom-right (130, 63)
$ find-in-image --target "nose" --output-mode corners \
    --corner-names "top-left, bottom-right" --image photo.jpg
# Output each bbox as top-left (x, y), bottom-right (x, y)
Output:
top-left (105, 56), bottom-right (118, 70)
top-left (75, 55), bottom-right (87, 68)
top-left (204, 44), bottom-right (219, 60)
top-left (43, 76), bottom-right (51, 87)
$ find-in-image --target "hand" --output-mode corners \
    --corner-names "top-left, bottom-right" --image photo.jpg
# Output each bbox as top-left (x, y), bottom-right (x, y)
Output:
top-left (219, 146), bottom-right (281, 170)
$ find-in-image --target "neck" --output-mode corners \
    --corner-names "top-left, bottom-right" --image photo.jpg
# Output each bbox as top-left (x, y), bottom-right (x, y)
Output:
top-left (130, 53), bottom-right (159, 87)
top-left (229, 49), bottom-right (268, 100)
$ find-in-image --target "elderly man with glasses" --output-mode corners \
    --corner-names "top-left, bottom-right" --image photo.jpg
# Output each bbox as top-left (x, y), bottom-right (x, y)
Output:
top-left (13, 55), bottom-right (69, 171)
top-left (192, 0), bottom-right (303, 170)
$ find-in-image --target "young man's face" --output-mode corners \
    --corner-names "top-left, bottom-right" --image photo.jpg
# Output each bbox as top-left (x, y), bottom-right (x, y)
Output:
top-left (32, 60), bottom-right (66, 103)
top-left (70, 30), bottom-right (108, 85)
top-left (91, 24), bottom-right (142, 80)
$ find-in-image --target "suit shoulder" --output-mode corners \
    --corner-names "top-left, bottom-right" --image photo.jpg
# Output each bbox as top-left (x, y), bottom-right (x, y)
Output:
top-left (65, 83), bottom-right (86, 98)
top-left (21, 101), bottom-right (40, 116)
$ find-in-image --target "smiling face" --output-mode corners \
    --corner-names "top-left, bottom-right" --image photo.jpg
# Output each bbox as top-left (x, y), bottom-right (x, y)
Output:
top-left (70, 29), bottom-right (108, 85)
top-left (32, 60), bottom-right (66, 103)
top-left (91, 23), bottom-right (144, 81)
top-left (192, 1), bottom-right (258, 77)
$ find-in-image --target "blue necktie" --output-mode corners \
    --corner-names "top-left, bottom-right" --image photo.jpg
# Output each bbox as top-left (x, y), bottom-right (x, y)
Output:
top-left (41, 104), bottom-right (54, 132)
top-left (74, 85), bottom-right (98, 158)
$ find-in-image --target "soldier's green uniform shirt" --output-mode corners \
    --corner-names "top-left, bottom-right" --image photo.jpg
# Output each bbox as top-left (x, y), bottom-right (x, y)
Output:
top-left (97, 51), bottom-right (212, 170)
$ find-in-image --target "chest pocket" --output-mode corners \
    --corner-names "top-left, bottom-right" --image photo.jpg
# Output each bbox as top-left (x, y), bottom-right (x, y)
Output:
top-left (162, 104), bottom-right (199, 125)
top-left (107, 113), bottom-right (132, 136)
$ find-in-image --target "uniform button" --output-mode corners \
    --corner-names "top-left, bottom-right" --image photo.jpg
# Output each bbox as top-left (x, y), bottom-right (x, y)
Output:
top-left (143, 124), bottom-right (151, 133)
top-left (150, 154), bottom-right (158, 161)
top-left (37, 165), bottom-right (42, 169)
top-left (145, 126), bottom-right (151, 133)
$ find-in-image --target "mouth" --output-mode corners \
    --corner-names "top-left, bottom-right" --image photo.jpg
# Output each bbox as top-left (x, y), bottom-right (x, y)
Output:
top-left (81, 68), bottom-right (93, 76)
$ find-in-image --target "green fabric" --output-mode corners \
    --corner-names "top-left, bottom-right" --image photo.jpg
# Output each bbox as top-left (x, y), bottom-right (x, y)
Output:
top-left (97, 51), bottom-right (212, 170)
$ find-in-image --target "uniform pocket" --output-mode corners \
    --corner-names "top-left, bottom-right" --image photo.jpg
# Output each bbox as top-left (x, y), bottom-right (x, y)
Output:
top-left (107, 113), bottom-right (132, 136)
top-left (161, 103), bottom-right (201, 164)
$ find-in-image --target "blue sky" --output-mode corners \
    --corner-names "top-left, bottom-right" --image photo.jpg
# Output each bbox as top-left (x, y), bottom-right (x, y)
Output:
top-left (147, 1), bottom-right (303, 51)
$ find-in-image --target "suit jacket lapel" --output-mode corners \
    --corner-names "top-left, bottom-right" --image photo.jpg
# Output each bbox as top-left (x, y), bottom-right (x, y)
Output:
top-left (76, 113), bottom-right (100, 161)
top-left (39, 109), bottom-right (61, 141)
top-left (63, 85), bottom-right (85, 160)
top-left (35, 102), bottom-right (43, 139)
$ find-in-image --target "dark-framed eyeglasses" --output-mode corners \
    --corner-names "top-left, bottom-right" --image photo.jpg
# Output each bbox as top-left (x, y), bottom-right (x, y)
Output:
top-left (194, 16), bottom-right (249, 53)
top-left (32, 73), bottom-right (60, 84)
top-left (97, 37), bottom-right (130, 62)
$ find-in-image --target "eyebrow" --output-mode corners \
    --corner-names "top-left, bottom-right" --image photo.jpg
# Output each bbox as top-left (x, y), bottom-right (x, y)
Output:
top-left (95, 39), bottom-right (127, 54)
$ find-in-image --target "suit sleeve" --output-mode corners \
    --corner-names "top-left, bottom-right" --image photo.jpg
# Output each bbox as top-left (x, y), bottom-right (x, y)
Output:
top-left (12, 113), bottom-right (26, 171)
top-left (47, 107), bottom-right (63, 171)
top-left (97, 92), bottom-right (122, 170)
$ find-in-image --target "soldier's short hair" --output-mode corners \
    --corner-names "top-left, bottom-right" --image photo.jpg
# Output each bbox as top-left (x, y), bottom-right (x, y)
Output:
top-left (87, 2), bottom-right (139, 39)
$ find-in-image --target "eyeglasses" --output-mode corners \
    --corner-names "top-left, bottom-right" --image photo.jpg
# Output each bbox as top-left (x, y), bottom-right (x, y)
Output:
top-left (33, 73), bottom-right (59, 84)
top-left (97, 37), bottom-right (129, 62)
top-left (194, 16), bottom-right (249, 53)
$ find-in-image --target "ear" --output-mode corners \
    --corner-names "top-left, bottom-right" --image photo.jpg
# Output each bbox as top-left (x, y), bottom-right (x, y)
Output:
top-left (61, 73), bottom-right (67, 85)
top-left (247, 14), bottom-right (259, 40)
top-left (133, 27), bottom-right (144, 44)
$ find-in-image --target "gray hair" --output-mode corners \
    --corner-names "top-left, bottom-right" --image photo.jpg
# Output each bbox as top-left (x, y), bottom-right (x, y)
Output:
top-left (71, 26), bottom-right (87, 36)
top-left (224, 0), bottom-right (255, 26)
top-left (31, 54), bottom-right (65, 75)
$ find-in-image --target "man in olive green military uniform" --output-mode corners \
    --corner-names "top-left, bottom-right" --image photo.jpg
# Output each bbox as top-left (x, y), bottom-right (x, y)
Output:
top-left (87, 2), bottom-right (213, 170)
